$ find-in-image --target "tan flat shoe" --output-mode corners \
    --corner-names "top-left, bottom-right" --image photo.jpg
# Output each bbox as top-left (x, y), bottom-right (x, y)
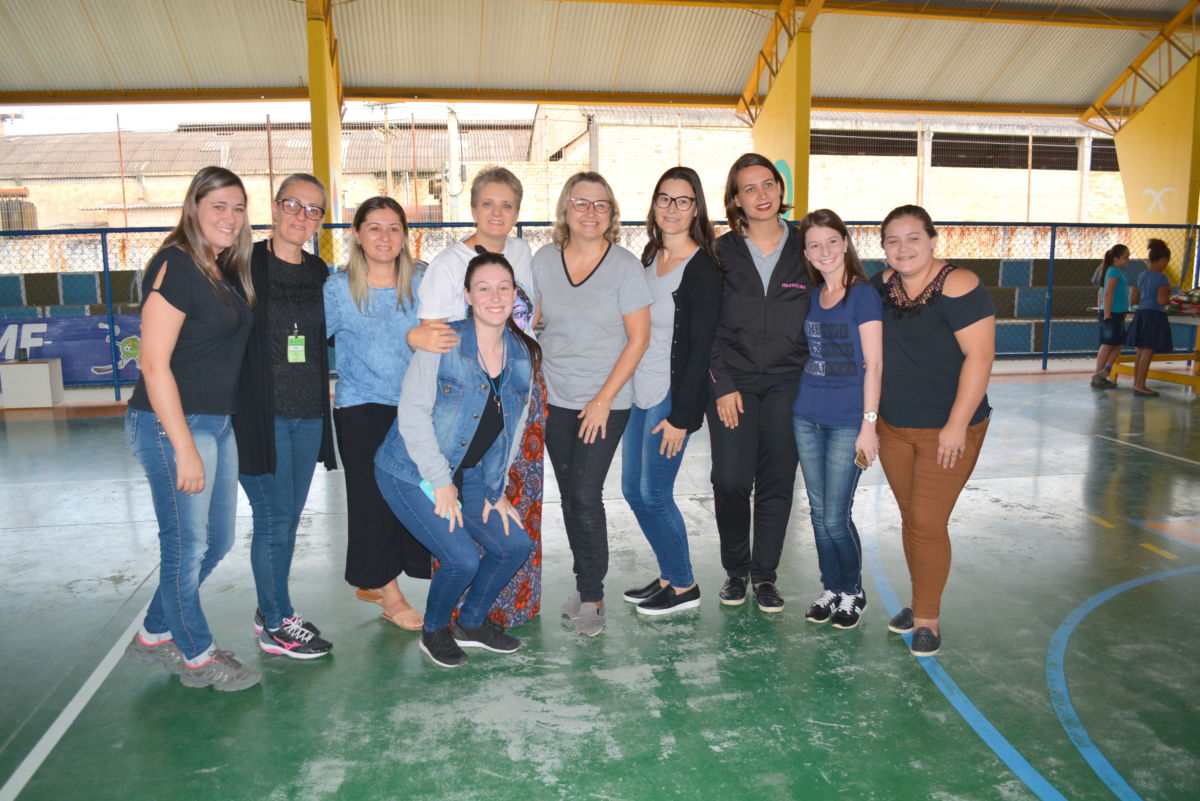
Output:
top-left (381, 605), bottom-right (424, 631)
top-left (355, 588), bottom-right (385, 607)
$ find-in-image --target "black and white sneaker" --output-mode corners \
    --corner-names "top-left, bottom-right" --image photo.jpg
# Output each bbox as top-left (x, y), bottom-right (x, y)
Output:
top-left (259, 616), bottom-right (333, 659)
top-left (804, 590), bottom-right (839, 623)
top-left (452, 621), bottom-right (521, 653)
top-left (253, 608), bottom-right (321, 637)
top-left (636, 585), bottom-right (701, 616)
top-left (830, 591), bottom-right (866, 630)
top-left (753, 581), bottom-right (784, 613)
top-left (420, 626), bottom-right (468, 668)
top-left (719, 576), bottom-right (749, 606)
top-left (623, 578), bottom-right (665, 603)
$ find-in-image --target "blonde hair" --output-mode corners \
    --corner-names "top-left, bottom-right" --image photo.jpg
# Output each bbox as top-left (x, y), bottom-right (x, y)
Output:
top-left (345, 196), bottom-right (417, 312)
top-left (156, 166), bottom-right (255, 307)
top-left (552, 171), bottom-right (621, 247)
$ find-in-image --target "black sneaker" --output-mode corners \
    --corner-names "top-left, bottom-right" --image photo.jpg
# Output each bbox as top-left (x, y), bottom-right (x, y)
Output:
top-left (719, 576), bottom-right (749, 606)
top-left (888, 607), bottom-right (914, 634)
top-left (622, 578), bottom-right (665, 603)
top-left (420, 626), bottom-right (468, 668)
top-left (753, 582), bottom-right (784, 613)
top-left (259, 617), bottom-right (333, 660)
top-left (636, 584), bottom-right (701, 616)
top-left (830, 591), bottom-right (866, 630)
top-left (253, 609), bottom-right (321, 637)
top-left (910, 627), bottom-right (941, 657)
top-left (804, 590), bottom-right (839, 623)
top-left (452, 621), bottom-right (521, 653)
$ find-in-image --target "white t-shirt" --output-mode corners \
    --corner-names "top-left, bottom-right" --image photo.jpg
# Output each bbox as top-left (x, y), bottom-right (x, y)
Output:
top-left (416, 236), bottom-right (536, 334)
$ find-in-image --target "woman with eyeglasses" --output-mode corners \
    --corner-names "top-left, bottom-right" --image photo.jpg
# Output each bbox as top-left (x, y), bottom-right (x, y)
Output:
top-left (232, 173), bottom-right (335, 659)
top-left (620, 167), bottom-right (722, 617)
top-left (532, 171), bottom-right (651, 637)
top-left (708, 153), bottom-right (809, 614)
top-left (324, 197), bottom-right (432, 633)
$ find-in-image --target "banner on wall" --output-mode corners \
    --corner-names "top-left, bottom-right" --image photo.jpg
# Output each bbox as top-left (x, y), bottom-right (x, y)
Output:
top-left (0, 315), bottom-right (142, 385)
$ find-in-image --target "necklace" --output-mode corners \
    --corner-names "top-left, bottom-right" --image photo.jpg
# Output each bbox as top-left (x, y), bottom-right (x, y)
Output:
top-left (477, 334), bottom-right (507, 415)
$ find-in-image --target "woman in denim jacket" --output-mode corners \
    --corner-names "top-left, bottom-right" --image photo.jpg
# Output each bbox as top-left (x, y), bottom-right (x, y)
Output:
top-left (374, 253), bottom-right (541, 668)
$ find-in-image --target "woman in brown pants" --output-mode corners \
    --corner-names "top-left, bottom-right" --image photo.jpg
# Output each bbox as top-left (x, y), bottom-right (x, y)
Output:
top-left (871, 205), bottom-right (995, 657)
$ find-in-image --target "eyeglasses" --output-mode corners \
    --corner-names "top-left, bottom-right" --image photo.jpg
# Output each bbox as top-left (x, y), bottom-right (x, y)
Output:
top-left (654, 193), bottom-right (695, 211)
top-left (279, 198), bottom-right (325, 221)
top-left (568, 197), bottom-right (613, 214)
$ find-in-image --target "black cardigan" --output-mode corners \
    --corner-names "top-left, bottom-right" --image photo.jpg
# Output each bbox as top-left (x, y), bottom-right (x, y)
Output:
top-left (232, 240), bottom-right (337, 475)
top-left (664, 249), bottom-right (724, 433)
top-left (708, 226), bottom-right (811, 398)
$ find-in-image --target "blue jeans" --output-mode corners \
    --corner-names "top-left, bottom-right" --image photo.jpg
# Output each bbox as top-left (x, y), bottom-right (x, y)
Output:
top-left (126, 409), bottom-right (239, 659)
top-left (792, 415), bottom-right (864, 596)
top-left (621, 393), bottom-right (694, 587)
top-left (239, 416), bottom-right (324, 630)
top-left (375, 465), bottom-right (532, 633)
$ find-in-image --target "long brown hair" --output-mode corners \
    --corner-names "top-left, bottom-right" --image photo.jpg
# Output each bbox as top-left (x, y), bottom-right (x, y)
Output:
top-left (798, 208), bottom-right (867, 305)
top-left (155, 166), bottom-right (254, 307)
top-left (344, 196), bottom-right (418, 313)
top-left (723, 153), bottom-right (791, 237)
top-left (464, 252), bottom-right (542, 371)
top-left (641, 166), bottom-right (719, 268)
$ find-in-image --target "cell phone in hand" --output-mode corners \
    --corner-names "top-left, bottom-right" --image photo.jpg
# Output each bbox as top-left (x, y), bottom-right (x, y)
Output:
top-left (419, 479), bottom-right (461, 509)
top-left (854, 449), bottom-right (869, 470)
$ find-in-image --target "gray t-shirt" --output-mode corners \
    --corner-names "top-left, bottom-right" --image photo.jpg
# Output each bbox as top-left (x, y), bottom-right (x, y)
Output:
top-left (532, 242), bottom-right (652, 410)
top-left (632, 250), bottom-right (692, 409)
top-left (749, 219), bottom-right (788, 293)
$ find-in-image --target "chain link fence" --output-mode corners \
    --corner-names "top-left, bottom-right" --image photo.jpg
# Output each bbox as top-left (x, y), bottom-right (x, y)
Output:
top-left (1, 221), bottom-right (1196, 392)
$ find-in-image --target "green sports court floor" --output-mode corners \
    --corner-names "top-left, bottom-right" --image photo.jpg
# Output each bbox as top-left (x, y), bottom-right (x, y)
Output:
top-left (1, 373), bottom-right (1197, 801)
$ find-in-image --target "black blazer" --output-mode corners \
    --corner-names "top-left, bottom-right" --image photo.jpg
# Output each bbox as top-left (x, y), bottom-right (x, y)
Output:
top-left (665, 248), bottom-right (723, 433)
top-left (232, 239), bottom-right (337, 475)
top-left (708, 226), bottom-right (811, 398)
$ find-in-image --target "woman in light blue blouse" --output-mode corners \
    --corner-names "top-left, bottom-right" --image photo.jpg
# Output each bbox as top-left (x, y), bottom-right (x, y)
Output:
top-left (324, 196), bottom-right (429, 631)
top-left (1123, 237), bottom-right (1174, 397)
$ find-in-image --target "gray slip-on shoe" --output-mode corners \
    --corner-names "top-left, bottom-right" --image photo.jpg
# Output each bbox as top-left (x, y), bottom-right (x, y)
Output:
top-left (575, 602), bottom-right (605, 637)
top-left (560, 592), bottom-right (582, 620)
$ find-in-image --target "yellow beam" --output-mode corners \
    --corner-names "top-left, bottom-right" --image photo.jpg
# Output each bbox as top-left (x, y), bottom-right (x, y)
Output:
top-left (800, 0), bottom-right (823, 32)
top-left (540, 0), bottom-right (1166, 30)
top-left (0, 88), bottom-right (312, 104)
top-left (794, 29), bottom-right (811, 213)
top-left (350, 87), bottom-right (736, 106)
top-left (738, 0), bottom-right (796, 121)
top-left (307, 0), bottom-right (342, 255)
top-left (812, 97), bottom-right (1090, 117)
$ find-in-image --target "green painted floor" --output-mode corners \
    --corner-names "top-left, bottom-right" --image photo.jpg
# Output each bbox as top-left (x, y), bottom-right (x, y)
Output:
top-left (2, 379), bottom-right (1198, 800)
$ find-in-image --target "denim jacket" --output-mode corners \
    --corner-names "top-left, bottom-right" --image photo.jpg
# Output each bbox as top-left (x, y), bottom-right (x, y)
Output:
top-left (375, 318), bottom-right (533, 503)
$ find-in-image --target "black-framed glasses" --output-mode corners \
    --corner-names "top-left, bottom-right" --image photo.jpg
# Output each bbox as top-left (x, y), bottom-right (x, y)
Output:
top-left (568, 197), bottom-right (613, 214)
top-left (654, 193), bottom-right (695, 211)
top-left (279, 198), bottom-right (325, 221)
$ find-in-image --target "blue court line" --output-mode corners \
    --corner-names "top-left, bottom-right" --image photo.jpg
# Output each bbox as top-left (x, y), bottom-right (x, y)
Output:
top-left (1128, 518), bottom-right (1200, 554)
top-left (1044, 565), bottom-right (1200, 801)
top-left (861, 519), bottom-right (1070, 801)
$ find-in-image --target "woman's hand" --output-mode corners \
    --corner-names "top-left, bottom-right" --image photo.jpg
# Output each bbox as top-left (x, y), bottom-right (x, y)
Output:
top-left (407, 323), bottom-right (460, 354)
top-left (577, 398), bottom-right (611, 444)
top-left (482, 495), bottom-right (525, 536)
top-left (175, 446), bottom-right (206, 494)
top-left (715, 391), bottom-right (743, 429)
top-left (936, 423), bottom-right (968, 469)
top-left (854, 427), bottom-right (878, 468)
top-left (433, 484), bottom-right (464, 531)
top-left (651, 418), bottom-right (687, 458)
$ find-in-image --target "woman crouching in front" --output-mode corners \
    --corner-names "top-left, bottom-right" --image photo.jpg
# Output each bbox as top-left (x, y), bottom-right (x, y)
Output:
top-left (374, 253), bottom-right (539, 668)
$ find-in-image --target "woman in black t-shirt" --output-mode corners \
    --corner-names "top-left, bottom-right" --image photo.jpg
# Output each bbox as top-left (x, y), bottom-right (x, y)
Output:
top-left (123, 167), bottom-right (260, 692)
top-left (872, 205), bottom-right (995, 659)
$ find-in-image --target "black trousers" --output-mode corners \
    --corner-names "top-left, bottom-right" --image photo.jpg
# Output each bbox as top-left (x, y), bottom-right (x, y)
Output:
top-left (544, 403), bottom-right (630, 603)
top-left (333, 403), bottom-right (432, 588)
top-left (706, 372), bottom-right (800, 584)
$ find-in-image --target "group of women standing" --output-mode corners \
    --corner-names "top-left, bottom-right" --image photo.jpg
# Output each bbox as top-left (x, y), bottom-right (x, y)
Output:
top-left (123, 153), bottom-right (997, 689)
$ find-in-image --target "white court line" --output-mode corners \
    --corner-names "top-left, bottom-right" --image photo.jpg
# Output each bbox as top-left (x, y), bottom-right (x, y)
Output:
top-left (1093, 434), bottom-right (1200, 468)
top-left (0, 602), bottom-right (148, 801)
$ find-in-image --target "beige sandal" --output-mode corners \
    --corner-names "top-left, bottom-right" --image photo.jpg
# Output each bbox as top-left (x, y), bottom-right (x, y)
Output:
top-left (355, 588), bottom-right (385, 607)
top-left (381, 604), bottom-right (424, 631)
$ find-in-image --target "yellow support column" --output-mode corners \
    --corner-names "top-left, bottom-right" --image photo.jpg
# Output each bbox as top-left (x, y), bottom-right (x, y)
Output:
top-left (307, 0), bottom-right (343, 261)
top-left (793, 29), bottom-right (811, 216)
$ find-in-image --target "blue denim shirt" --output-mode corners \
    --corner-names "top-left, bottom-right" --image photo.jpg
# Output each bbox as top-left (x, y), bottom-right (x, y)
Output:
top-left (375, 319), bottom-right (533, 503)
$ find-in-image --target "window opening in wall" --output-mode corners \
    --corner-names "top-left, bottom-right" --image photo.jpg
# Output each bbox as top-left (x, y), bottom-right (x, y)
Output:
top-left (931, 133), bottom-right (1079, 170)
top-left (810, 130), bottom-right (918, 157)
top-left (1090, 139), bottom-right (1120, 172)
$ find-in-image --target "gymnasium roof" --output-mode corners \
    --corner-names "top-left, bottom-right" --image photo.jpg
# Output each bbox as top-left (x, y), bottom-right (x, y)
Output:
top-left (0, 0), bottom-right (1196, 124)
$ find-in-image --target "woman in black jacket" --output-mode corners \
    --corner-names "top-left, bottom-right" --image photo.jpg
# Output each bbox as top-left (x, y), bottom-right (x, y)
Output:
top-left (620, 167), bottom-right (723, 616)
top-left (708, 153), bottom-right (811, 613)
top-left (233, 173), bottom-right (337, 659)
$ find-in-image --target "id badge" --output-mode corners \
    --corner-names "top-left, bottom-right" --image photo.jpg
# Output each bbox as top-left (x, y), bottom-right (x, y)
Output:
top-left (287, 334), bottom-right (306, 363)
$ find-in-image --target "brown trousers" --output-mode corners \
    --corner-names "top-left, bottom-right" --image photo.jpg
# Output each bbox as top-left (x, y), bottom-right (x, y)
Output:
top-left (877, 417), bottom-right (989, 619)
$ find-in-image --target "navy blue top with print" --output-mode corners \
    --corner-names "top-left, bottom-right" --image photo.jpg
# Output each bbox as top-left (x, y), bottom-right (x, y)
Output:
top-left (792, 281), bottom-right (883, 427)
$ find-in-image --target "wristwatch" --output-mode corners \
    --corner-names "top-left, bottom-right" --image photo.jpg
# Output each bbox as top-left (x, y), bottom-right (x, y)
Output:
top-left (862, 411), bottom-right (878, 423)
